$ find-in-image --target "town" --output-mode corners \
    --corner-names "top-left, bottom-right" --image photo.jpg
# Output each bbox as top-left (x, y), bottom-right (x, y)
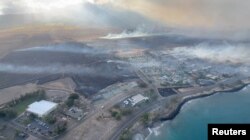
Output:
top-left (0, 46), bottom-right (249, 140)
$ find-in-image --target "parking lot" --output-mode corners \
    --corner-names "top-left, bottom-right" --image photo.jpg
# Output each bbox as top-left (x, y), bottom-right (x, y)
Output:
top-left (26, 119), bottom-right (53, 137)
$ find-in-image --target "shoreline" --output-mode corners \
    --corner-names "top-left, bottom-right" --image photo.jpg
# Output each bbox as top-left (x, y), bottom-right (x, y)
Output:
top-left (145, 82), bottom-right (249, 139)
top-left (160, 84), bottom-right (247, 121)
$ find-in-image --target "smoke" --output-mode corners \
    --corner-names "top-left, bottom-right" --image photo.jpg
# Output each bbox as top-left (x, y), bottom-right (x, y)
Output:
top-left (108, 58), bottom-right (161, 71)
top-left (171, 43), bottom-right (250, 64)
top-left (0, 63), bottom-right (93, 74)
top-left (116, 0), bottom-right (250, 30)
top-left (0, 62), bottom-right (131, 76)
top-left (0, 58), bottom-right (158, 75)
top-left (100, 25), bottom-right (166, 39)
top-left (0, 3), bottom-right (5, 15)
top-left (16, 43), bottom-right (110, 54)
top-left (1, 0), bottom-right (250, 40)
top-left (87, 0), bottom-right (114, 5)
top-left (0, 0), bottom-right (85, 15)
top-left (101, 30), bottom-right (150, 40)
top-left (0, 0), bottom-right (158, 29)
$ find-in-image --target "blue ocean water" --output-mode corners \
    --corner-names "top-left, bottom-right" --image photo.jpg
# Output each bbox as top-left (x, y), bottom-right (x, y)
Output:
top-left (147, 86), bottom-right (250, 140)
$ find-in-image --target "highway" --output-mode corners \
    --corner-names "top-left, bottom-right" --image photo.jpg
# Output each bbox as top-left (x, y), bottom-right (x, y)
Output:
top-left (109, 74), bottom-right (250, 140)
top-left (60, 83), bottom-right (150, 140)
top-left (109, 99), bottom-right (166, 140)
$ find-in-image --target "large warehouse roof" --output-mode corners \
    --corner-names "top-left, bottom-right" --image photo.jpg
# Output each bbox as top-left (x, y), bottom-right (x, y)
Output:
top-left (27, 100), bottom-right (58, 117)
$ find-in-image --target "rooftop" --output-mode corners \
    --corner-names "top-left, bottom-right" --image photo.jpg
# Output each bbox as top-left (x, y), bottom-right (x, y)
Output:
top-left (27, 100), bottom-right (58, 117)
top-left (129, 94), bottom-right (149, 106)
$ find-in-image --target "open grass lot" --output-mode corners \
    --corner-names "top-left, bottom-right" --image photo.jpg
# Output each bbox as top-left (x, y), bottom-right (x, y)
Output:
top-left (8, 90), bottom-right (46, 115)
top-left (12, 96), bottom-right (40, 115)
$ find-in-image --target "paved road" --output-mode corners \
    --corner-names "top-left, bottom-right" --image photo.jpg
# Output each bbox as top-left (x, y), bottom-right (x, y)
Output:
top-left (109, 100), bottom-right (164, 140)
top-left (135, 69), bottom-right (162, 98)
top-left (109, 76), bottom-right (250, 140)
top-left (60, 84), bottom-right (149, 140)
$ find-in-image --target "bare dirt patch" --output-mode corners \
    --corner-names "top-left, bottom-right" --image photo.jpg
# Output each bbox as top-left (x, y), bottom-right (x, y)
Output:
top-left (0, 83), bottom-right (38, 106)
top-left (0, 24), bottom-right (112, 58)
top-left (40, 77), bottom-right (76, 93)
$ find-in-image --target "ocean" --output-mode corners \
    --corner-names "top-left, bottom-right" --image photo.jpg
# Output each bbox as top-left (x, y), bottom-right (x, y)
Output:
top-left (147, 85), bottom-right (250, 140)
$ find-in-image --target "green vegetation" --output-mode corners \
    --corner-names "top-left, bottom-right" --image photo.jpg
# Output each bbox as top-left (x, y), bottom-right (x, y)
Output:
top-left (45, 114), bottom-right (57, 124)
top-left (110, 110), bottom-right (121, 120)
top-left (110, 107), bottom-right (133, 120)
top-left (138, 82), bottom-right (148, 88)
top-left (54, 121), bottom-right (67, 134)
top-left (0, 108), bottom-right (17, 120)
top-left (68, 93), bottom-right (79, 100)
top-left (0, 90), bottom-right (46, 118)
top-left (119, 129), bottom-right (132, 140)
top-left (65, 93), bottom-right (79, 107)
top-left (66, 98), bottom-right (74, 107)
top-left (21, 114), bottom-right (35, 125)
top-left (28, 113), bottom-right (36, 120)
top-left (9, 90), bottom-right (46, 115)
top-left (140, 113), bottom-right (150, 126)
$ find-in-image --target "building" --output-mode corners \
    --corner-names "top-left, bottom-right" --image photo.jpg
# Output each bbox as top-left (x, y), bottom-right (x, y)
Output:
top-left (129, 94), bottom-right (149, 106)
top-left (26, 100), bottom-right (58, 117)
top-left (66, 107), bottom-right (84, 120)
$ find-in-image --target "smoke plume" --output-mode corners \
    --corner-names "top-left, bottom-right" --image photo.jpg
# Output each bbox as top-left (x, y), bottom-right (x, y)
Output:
top-left (171, 43), bottom-right (250, 64)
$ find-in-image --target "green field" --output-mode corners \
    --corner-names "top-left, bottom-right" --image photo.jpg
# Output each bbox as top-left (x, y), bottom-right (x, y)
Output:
top-left (12, 97), bottom-right (40, 115)
top-left (9, 90), bottom-right (46, 115)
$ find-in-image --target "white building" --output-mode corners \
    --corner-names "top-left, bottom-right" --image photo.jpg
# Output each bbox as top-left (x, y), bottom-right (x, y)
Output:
top-left (26, 100), bottom-right (58, 117)
top-left (129, 94), bottom-right (149, 106)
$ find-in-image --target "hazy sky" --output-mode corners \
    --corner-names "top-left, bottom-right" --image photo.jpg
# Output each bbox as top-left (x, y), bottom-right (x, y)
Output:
top-left (0, 0), bottom-right (250, 32)
top-left (117, 0), bottom-right (250, 30)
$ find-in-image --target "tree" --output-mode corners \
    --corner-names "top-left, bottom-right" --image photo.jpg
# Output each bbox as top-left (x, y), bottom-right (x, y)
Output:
top-left (141, 113), bottom-right (150, 126)
top-left (111, 110), bottom-right (118, 117)
top-left (119, 129), bottom-right (132, 140)
top-left (0, 109), bottom-right (17, 119)
top-left (110, 110), bottom-right (122, 120)
top-left (45, 115), bottom-right (57, 124)
top-left (68, 93), bottom-right (79, 100)
top-left (37, 90), bottom-right (46, 100)
top-left (0, 110), bottom-right (5, 118)
top-left (138, 82), bottom-right (147, 88)
top-left (28, 113), bottom-right (36, 120)
top-left (54, 121), bottom-right (67, 134)
top-left (115, 113), bottom-right (121, 120)
top-left (66, 98), bottom-right (74, 107)
top-left (65, 93), bottom-right (79, 107)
